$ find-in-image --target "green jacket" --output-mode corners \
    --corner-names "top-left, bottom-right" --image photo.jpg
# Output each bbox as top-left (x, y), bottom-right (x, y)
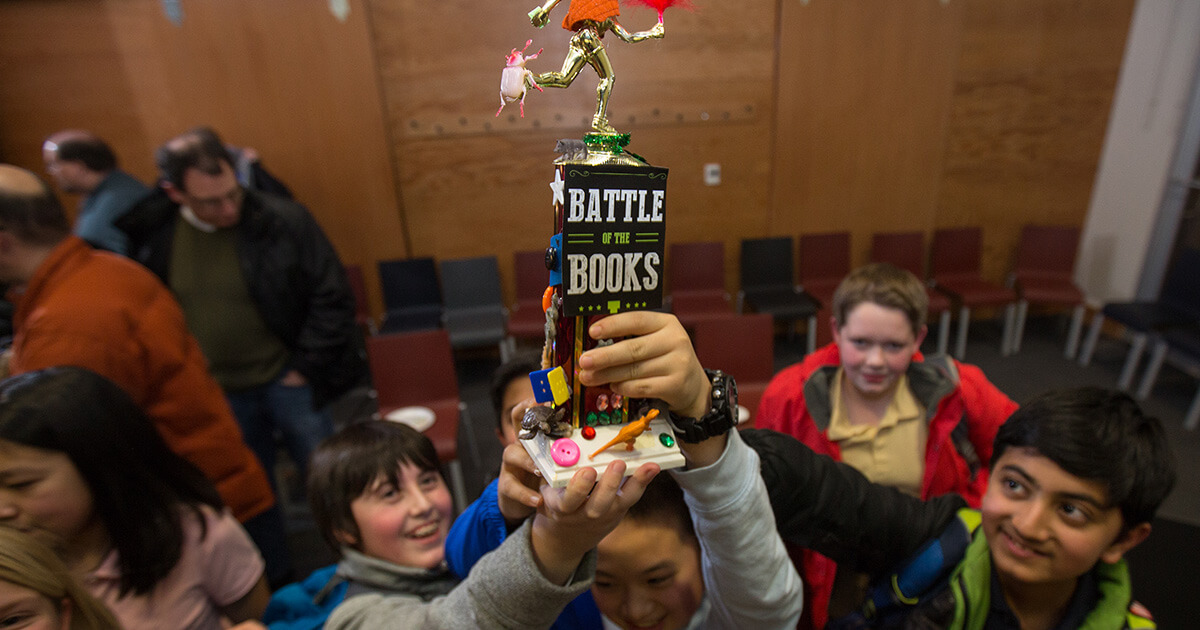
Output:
top-left (740, 430), bottom-right (1155, 629)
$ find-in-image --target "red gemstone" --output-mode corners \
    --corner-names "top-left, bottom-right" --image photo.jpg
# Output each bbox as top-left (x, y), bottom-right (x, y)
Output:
top-left (582, 426), bottom-right (597, 440)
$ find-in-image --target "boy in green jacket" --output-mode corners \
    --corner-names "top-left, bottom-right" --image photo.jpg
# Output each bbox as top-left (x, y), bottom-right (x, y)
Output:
top-left (557, 311), bottom-right (1175, 629)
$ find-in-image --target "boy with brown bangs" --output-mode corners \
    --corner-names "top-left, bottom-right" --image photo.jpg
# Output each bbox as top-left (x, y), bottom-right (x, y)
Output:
top-left (756, 263), bottom-right (1016, 626)
top-left (262, 419), bottom-right (660, 630)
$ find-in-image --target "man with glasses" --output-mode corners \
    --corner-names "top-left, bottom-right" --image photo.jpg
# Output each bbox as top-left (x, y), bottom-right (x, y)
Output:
top-left (118, 127), bottom-right (365, 586)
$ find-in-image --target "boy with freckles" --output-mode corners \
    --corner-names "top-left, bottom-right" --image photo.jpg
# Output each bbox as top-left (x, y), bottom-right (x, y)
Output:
top-left (756, 263), bottom-right (1016, 627)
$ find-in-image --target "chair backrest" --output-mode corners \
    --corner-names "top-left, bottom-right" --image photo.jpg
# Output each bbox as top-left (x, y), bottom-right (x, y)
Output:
top-left (669, 241), bottom-right (725, 293)
top-left (871, 231), bottom-right (926, 278)
top-left (798, 232), bottom-right (851, 285)
top-left (440, 256), bottom-right (504, 309)
top-left (514, 250), bottom-right (548, 302)
top-left (740, 237), bottom-right (794, 291)
top-left (930, 227), bottom-right (983, 278)
top-left (378, 257), bottom-right (442, 311)
top-left (366, 329), bottom-right (460, 409)
top-left (1013, 224), bottom-right (1080, 276)
top-left (692, 313), bottom-right (775, 383)
top-left (1162, 246), bottom-right (1200, 315)
top-left (344, 264), bottom-right (371, 325)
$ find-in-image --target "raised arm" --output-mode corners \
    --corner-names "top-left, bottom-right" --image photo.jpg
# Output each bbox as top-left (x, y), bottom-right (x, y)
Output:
top-left (578, 312), bottom-right (802, 628)
top-left (528, 0), bottom-right (564, 27)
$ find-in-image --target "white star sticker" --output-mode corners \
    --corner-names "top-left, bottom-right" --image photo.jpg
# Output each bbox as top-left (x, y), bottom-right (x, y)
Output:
top-left (550, 169), bottom-right (565, 207)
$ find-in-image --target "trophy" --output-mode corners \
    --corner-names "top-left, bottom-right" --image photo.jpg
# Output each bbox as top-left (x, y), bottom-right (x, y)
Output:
top-left (501, 0), bottom-right (690, 485)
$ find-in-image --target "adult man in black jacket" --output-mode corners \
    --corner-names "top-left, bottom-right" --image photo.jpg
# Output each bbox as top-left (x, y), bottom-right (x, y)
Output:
top-left (119, 128), bottom-right (364, 494)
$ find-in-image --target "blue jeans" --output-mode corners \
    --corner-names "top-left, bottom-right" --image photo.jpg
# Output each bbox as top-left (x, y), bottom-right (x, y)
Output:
top-left (226, 372), bottom-right (334, 486)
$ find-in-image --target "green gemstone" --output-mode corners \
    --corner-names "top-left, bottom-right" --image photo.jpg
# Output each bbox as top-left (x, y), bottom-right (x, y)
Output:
top-left (659, 433), bottom-right (675, 447)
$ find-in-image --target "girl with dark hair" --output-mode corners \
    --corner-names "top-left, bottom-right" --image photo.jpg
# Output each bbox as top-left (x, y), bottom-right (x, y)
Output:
top-left (0, 367), bottom-right (269, 629)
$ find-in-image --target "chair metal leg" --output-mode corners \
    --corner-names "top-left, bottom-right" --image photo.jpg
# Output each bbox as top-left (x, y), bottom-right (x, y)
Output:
top-left (1064, 304), bottom-right (1085, 359)
top-left (447, 459), bottom-right (468, 514)
top-left (936, 310), bottom-right (951, 356)
top-left (1008, 301), bottom-right (1026, 355)
top-left (1135, 339), bottom-right (1169, 400)
top-left (1185, 387), bottom-right (1200, 430)
top-left (459, 402), bottom-right (482, 476)
top-left (806, 315), bottom-right (817, 355)
top-left (1078, 312), bottom-right (1105, 366)
top-left (955, 306), bottom-right (970, 360)
top-left (1116, 332), bottom-right (1147, 391)
top-left (1013, 300), bottom-right (1030, 354)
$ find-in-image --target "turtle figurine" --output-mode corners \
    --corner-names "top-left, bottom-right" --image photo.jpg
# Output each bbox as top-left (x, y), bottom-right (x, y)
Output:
top-left (520, 404), bottom-right (571, 440)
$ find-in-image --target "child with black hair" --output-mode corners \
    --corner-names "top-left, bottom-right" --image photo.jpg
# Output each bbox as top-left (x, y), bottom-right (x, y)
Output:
top-left (0, 367), bottom-right (268, 629)
top-left (749, 386), bottom-right (1174, 628)
top-left (264, 419), bottom-right (663, 630)
top-left (457, 311), bottom-right (803, 630)
top-left (447, 465), bottom-right (709, 630)
top-left (506, 311), bottom-right (1173, 629)
top-left (490, 352), bottom-right (541, 446)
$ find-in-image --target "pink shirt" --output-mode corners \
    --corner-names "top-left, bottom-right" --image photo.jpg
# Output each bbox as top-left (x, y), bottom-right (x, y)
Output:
top-left (86, 506), bottom-right (264, 630)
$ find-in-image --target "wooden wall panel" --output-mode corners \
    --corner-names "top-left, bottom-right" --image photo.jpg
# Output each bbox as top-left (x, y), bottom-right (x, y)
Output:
top-left (366, 0), bottom-right (777, 301)
top-left (0, 0), bottom-right (1139, 312)
top-left (771, 0), bottom-right (966, 268)
top-left (0, 0), bottom-right (403, 317)
top-left (938, 0), bottom-right (1136, 282)
top-left (0, 1), bottom-right (154, 208)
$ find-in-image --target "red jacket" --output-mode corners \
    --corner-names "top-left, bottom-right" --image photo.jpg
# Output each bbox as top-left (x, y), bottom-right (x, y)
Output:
top-left (10, 237), bottom-right (275, 523)
top-left (755, 342), bottom-right (1016, 628)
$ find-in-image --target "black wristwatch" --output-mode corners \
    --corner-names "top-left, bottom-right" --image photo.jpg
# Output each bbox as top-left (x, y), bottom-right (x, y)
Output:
top-left (668, 369), bottom-right (738, 443)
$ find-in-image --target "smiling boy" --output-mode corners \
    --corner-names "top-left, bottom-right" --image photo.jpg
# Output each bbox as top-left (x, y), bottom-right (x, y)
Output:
top-left (490, 312), bottom-right (1172, 629)
top-left (748, 387), bottom-right (1174, 629)
top-left (755, 263), bottom-right (1016, 626)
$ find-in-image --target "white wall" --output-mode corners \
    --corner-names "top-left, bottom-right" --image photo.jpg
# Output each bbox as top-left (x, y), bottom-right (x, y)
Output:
top-left (1077, 0), bottom-right (1200, 303)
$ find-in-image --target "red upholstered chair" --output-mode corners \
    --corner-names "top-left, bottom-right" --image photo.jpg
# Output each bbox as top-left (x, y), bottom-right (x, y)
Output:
top-left (668, 241), bottom-right (733, 329)
top-left (692, 313), bottom-right (775, 425)
top-left (798, 232), bottom-right (851, 349)
top-left (505, 250), bottom-right (549, 356)
top-left (929, 227), bottom-right (1017, 360)
top-left (798, 232), bottom-right (851, 304)
top-left (1008, 225), bottom-right (1086, 357)
top-left (869, 231), bottom-right (953, 355)
top-left (365, 329), bottom-right (474, 512)
top-left (344, 264), bottom-right (376, 335)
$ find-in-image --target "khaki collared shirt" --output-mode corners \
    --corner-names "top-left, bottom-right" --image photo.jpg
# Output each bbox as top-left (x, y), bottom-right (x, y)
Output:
top-left (827, 370), bottom-right (928, 498)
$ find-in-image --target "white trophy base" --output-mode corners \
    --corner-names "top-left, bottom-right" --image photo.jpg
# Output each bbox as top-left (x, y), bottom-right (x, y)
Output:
top-left (520, 417), bottom-right (685, 487)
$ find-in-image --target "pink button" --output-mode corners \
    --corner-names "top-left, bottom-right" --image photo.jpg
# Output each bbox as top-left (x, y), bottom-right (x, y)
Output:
top-left (551, 438), bottom-right (581, 467)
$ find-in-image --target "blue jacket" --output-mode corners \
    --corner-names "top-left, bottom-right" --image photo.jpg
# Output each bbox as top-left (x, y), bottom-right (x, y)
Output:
top-left (445, 478), bottom-right (602, 630)
top-left (263, 565), bottom-right (347, 630)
